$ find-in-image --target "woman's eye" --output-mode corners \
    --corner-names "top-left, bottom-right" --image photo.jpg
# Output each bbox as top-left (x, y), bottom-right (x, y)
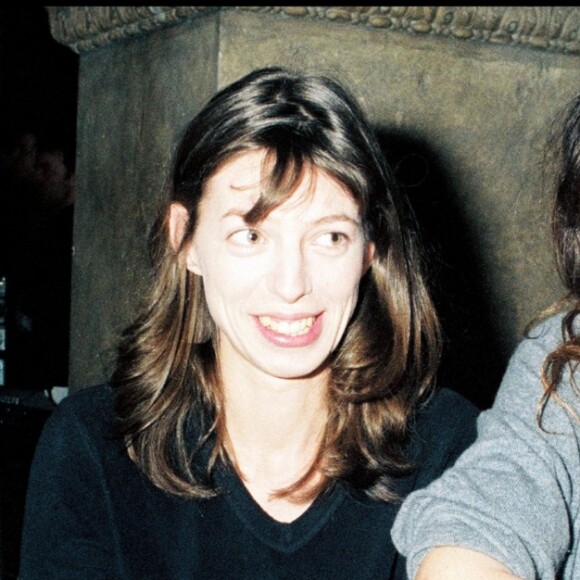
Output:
top-left (229, 229), bottom-right (263, 245)
top-left (315, 232), bottom-right (348, 247)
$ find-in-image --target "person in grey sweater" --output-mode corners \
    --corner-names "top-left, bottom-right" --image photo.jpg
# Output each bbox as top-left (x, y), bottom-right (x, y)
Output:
top-left (391, 94), bottom-right (580, 579)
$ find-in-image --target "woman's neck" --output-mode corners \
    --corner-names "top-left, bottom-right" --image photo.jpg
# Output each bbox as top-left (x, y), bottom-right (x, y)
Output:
top-left (220, 365), bottom-right (329, 522)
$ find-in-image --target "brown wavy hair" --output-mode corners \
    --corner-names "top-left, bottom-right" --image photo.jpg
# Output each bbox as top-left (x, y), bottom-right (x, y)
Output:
top-left (110, 67), bottom-right (441, 501)
top-left (538, 94), bottom-right (580, 425)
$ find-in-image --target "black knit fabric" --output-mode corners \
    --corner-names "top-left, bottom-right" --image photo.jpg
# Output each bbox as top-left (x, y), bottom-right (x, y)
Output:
top-left (20, 384), bottom-right (478, 579)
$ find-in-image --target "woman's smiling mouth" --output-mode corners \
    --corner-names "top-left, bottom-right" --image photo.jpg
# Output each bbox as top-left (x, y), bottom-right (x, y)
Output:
top-left (258, 316), bottom-right (315, 336)
top-left (254, 314), bottom-right (323, 347)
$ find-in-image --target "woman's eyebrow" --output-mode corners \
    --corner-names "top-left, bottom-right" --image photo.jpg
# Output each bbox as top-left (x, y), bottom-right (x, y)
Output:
top-left (310, 214), bottom-right (361, 227)
top-left (221, 208), bottom-right (253, 220)
top-left (221, 210), bottom-right (361, 227)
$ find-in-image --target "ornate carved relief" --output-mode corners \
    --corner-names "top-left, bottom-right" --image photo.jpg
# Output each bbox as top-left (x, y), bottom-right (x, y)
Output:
top-left (47, 6), bottom-right (580, 55)
top-left (46, 7), bottom-right (218, 53)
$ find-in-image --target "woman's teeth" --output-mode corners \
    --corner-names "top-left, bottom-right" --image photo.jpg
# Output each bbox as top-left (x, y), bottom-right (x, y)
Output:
top-left (259, 316), bottom-right (315, 336)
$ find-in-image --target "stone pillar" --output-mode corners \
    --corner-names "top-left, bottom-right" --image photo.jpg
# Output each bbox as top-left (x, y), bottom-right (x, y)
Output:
top-left (48, 7), bottom-right (580, 407)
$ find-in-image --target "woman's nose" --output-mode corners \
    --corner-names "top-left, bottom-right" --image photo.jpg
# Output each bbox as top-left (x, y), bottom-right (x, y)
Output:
top-left (268, 245), bottom-right (312, 303)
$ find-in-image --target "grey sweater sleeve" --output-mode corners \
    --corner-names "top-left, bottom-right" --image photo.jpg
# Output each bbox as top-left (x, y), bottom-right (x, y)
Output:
top-left (391, 313), bottom-right (580, 580)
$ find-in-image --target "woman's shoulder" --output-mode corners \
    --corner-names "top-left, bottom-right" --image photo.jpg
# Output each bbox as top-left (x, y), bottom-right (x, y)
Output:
top-left (29, 384), bottom-right (124, 489)
top-left (57, 383), bottom-right (114, 414)
top-left (514, 311), bottom-right (566, 361)
top-left (416, 387), bottom-right (480, 435)
top-left (496, 311), bottom-right (566, 404)
top-left (496, 310), bottom-right (580, 428)
top-left (45, 383), bottom-right (116, 436)
top-left (407, 388), bottom-right (480, 483)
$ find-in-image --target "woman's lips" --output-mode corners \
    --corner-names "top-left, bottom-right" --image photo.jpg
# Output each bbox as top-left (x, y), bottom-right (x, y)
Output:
top-left (254, 313), bottom-right (323, 347)
top-left (258, 315), bottom-right (315, 336)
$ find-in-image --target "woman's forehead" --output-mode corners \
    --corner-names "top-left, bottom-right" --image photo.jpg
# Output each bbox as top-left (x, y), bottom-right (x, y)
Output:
top-left (201, 150), bottom-right (359, 221)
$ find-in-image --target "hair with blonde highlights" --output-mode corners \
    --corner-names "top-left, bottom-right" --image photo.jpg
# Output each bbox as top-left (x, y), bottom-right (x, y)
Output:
top-left (111, 67), bottom-right (441, 501)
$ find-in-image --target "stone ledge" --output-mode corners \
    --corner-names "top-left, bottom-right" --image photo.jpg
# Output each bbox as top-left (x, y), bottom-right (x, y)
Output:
top-left (46, 6), bottom-right (580, 56)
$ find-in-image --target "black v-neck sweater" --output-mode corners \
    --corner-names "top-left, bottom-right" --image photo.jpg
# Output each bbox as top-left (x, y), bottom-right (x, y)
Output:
top-left (20, 384), bottom-right (478, 579)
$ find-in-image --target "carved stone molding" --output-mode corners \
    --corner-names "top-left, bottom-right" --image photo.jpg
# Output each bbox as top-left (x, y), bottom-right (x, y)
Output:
top-left (46, 6), bottom-right (580, 56)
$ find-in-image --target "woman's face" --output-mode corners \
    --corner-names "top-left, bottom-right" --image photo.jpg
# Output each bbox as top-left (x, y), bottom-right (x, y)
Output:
top-left (180, 150), bottom-right (374, 384)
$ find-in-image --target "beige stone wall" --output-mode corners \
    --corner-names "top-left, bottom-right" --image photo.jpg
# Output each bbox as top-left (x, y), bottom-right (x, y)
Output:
top-left (67, 14), bottom-right (221, 385)
top-left (48, 7), bottom-right (580, 407)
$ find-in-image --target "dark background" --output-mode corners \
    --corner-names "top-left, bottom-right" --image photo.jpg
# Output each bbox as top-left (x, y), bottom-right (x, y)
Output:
top-left (0, 6), bottom-right (78, 147)
top-left (0, 6), bottom-right (78, 578)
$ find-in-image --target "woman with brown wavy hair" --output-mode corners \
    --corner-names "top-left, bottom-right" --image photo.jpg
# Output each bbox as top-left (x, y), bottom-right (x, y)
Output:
top-left (393, 95), bottom-right (580, 579)
top-left (20, 67), bottom-right (477, 579)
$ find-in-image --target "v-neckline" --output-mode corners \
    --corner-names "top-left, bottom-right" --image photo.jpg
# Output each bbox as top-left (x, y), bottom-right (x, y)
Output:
top-left (214, 463), bottom-right (348, 554)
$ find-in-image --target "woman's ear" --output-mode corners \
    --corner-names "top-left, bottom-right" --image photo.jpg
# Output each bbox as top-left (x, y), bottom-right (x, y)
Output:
top-left (168, 203), bottom-right (202, 275)
top-left (168, 203), bottom-right (189, 252)
top-left (363, 242), bottom-right (375, 273)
